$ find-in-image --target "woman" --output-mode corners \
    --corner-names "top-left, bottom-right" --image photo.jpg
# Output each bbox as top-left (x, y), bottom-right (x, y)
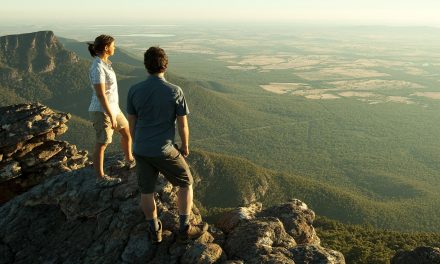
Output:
top-left (88, 34), bottom-right (135, 187)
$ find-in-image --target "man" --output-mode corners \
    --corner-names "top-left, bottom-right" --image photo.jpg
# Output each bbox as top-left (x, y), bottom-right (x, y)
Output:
top-left (127, 47), bottom-right (207, 244)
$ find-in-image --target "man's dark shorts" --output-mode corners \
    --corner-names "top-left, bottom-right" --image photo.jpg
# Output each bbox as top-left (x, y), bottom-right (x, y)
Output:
top-left (134, 147), bottom-right (193, 194)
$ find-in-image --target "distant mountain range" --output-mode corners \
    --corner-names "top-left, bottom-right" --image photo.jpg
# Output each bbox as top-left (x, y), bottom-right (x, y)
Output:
top-left (0, 31), bottom-right (87, 108)
top-left (0, 31), bottom-right (78, 75)
top-left (57, 36), bottom-right (142, 65)
top-left (1, 30), bottom-right (440, 234)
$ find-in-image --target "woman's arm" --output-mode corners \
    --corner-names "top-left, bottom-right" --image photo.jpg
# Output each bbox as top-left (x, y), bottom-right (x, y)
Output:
top-left (94, 83), bottom-right (116, 129)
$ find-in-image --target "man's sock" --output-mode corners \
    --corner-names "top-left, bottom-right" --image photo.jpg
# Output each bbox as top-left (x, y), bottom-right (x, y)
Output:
top-left (147, 218), bottom-right (159, 232)
top-left (179, 214), bottom-right (190, 232)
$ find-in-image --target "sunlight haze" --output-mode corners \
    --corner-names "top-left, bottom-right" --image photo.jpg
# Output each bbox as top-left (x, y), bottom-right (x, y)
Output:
top-left (1, 0), bottom-right (440, 26)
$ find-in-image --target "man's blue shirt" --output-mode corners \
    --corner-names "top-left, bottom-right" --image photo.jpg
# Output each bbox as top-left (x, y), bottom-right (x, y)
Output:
top-left (127, 75), bottom-right (189, 157)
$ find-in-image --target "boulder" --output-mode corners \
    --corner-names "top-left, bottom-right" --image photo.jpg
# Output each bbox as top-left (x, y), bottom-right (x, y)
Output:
top-left (224, 217), bottom-right (297, 262)
top-left (259, 199), bottom-right (320, 245)
top-left (216, 202), bottom-right (262, 233)
top-left (216, 200), bottom-right (344, 264)
top-left (290, 245), bottom-right (345, 264)
top-left (181, 243), bottom-right (226, 264)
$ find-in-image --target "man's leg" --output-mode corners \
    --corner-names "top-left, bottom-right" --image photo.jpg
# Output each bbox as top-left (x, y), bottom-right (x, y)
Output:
top-left (154, 147), bottom-right (207, 240)
top-left (177, 185), bottom-right (193, 215)
top-left (140, 193), bottom-right (161, 243)
top-left (136, 155), bottom-right (162, 243)
top-left (140, 193), bottom-right (158, 226)
top-left (177, 185), bottom-right (193, 229)
top-left (176, 183), bottom-right (207, 240)
top-left (140, 193), bottom-right (157, 219)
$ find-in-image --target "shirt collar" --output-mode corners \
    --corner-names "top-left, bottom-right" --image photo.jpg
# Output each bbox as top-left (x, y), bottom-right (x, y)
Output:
top-left (147, 74), bottom-right (165, 80)
top-left (96, 56), bottom-right (112, 67)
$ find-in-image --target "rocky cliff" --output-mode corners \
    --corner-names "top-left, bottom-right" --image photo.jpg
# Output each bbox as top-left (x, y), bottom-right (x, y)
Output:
top-left (0, 152), bottom-right (345, 264)
top-left (0, 103), bottom-right (88, 203)
top-left (0, 104), bottom-right (346, 263)
top-left (0, 31), bottom-right (78, 76)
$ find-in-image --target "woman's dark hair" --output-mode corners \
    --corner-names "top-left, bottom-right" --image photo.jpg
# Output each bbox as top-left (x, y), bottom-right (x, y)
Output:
top-left (87, 35), bottom-right (115, 57)
top-left (144, 47), bottom-right (168, 74)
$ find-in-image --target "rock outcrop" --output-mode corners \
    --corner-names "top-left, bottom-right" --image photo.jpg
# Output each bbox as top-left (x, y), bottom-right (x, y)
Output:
top-left (218, 201), bottom-right (343, 263)
top-left (0, 103), bottom-right (88, 203)
top-left (391, 246), bottom-right (440, 264)
top-left (0, 150), bottom-right (345, 264)
top-left (0, 154), bottom-right (217, 264)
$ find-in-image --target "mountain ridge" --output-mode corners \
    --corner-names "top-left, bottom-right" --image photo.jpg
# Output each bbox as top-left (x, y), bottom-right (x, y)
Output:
top-left (0, 31), bottom-right (78, 75)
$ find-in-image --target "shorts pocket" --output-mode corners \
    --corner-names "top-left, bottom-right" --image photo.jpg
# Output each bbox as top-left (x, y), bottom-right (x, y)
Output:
top-left (165, 147), bottom-right (181, 160)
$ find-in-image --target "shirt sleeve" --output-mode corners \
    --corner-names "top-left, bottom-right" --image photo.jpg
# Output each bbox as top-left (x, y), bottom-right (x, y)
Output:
top-left (176, 88), bottom-right (190, 116)
top-left (126, 88), bottom-right (136, 115)
top-left (90, 64), bottom-right (106, 84)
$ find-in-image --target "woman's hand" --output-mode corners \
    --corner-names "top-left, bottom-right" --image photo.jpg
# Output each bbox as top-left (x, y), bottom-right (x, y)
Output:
top-left (110, 114), bottom-right (117, 129)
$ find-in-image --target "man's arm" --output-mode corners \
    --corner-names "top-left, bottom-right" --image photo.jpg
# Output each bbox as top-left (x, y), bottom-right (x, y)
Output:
top-left (127, 114), bottom-right (137, 139)
top-left (177, 115), bottom-right (189, 157)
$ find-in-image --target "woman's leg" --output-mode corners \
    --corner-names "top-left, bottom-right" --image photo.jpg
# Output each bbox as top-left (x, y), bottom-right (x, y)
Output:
top-left (119, 126), bottom-right (134, 161)
top-left (93, 143), bottom-right (107, 178)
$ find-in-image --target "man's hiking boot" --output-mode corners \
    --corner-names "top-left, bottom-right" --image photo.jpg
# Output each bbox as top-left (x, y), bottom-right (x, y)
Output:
top-left (96, 175), bottom-right (122, 188)
top-left (148, 220), bottom-right (162, 244)
top-left (177, 222), bottom-right (208, 243)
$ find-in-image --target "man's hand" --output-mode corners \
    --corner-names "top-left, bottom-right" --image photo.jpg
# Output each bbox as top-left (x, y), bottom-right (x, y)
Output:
top-left (180, 144), bottom-right (189, 157)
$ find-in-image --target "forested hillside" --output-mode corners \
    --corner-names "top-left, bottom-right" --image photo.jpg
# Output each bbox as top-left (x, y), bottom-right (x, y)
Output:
top-left (315, 217), bottom-right (440, 264)
top-left (1, 31), bottom-right (440, 232)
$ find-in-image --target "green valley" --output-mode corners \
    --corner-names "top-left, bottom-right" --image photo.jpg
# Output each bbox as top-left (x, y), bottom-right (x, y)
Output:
top-left (1, 27), bottom-right (440, 233)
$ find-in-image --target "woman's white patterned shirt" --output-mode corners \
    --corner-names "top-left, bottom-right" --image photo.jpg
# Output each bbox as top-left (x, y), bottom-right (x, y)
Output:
top-left (88, 57), bottom-right (120, 115)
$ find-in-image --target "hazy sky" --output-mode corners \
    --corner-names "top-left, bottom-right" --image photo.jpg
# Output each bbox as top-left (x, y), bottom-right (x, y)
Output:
top-left (2, 0), bottom-right (440, 26)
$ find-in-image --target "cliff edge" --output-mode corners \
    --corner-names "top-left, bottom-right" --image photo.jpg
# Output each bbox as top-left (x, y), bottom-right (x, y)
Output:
top-left (0, 103), bottom-right (344, 263)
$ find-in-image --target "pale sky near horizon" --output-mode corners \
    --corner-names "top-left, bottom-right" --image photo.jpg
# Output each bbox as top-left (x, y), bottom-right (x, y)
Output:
top-left (2, 0), bottom-right (440, 26)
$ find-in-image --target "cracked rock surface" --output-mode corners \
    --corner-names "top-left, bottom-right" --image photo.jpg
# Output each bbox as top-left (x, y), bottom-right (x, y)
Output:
top-left (0, 103), bottom-right (88, 203)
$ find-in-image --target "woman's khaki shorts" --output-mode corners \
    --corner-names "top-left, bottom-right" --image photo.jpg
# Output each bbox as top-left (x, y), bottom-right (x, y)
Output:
top-left (89, 111), bottom-right (128, 144)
